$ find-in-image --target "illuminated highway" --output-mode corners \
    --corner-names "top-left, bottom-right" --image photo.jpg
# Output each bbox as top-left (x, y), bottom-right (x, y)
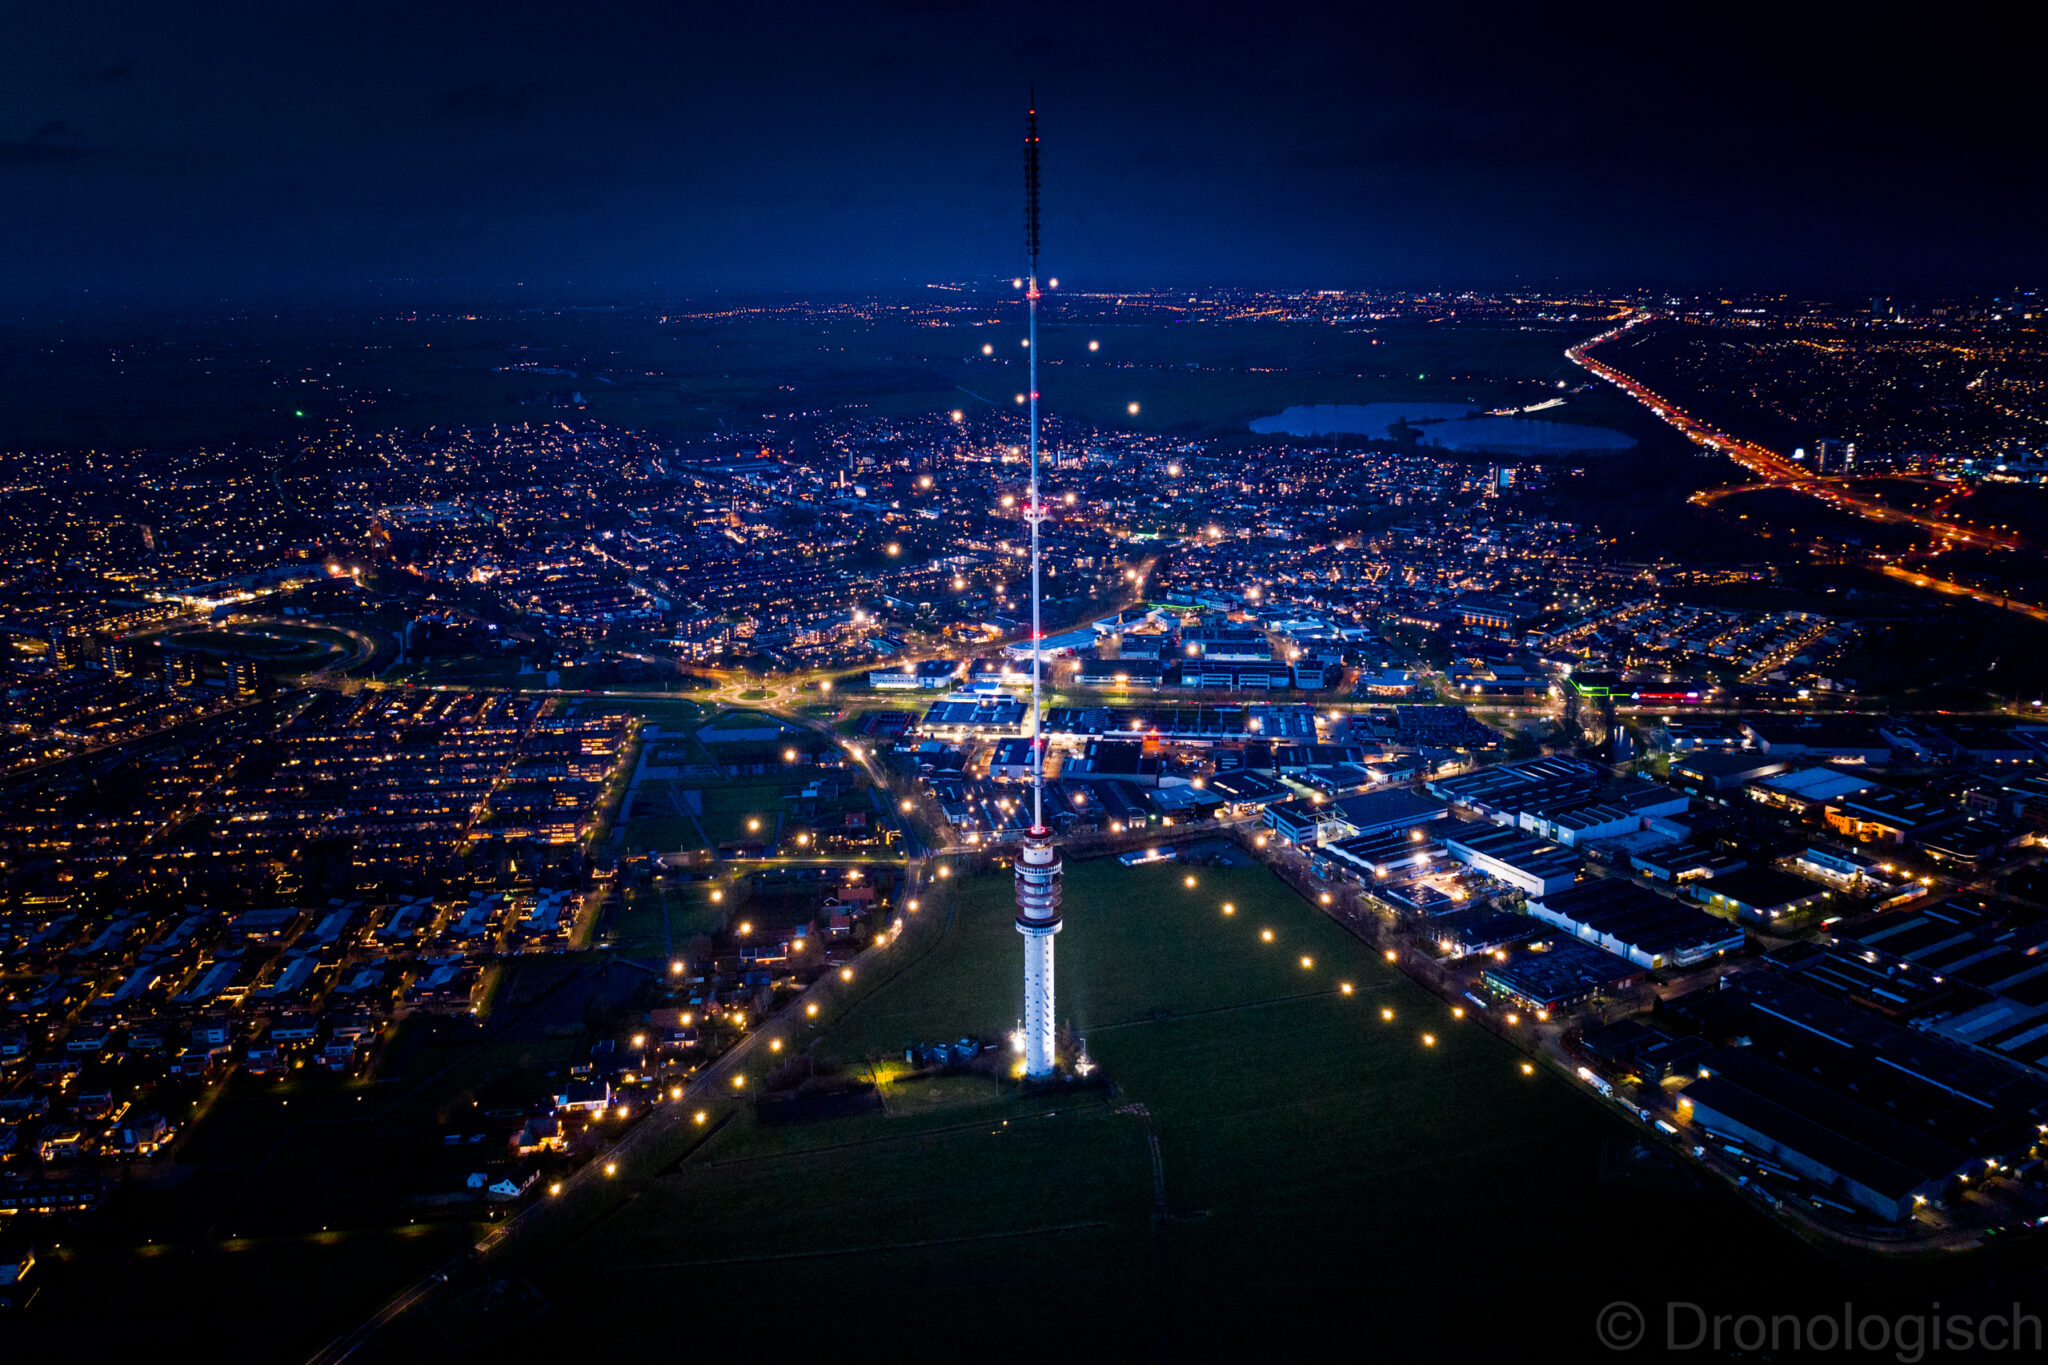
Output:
top-left (1881, 565), bottom-right (2048, 623)
top-left (1569, 315), bottom-right (2029, 555)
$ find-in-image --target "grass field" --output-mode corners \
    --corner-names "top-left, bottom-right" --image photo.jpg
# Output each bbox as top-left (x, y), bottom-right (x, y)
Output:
top-left (405, 858), bottom-right (2048, 1362)
top-left (607, 883), bottom-right (731, 957)
top-left (388, 655), bottom-right (528, 686)
top-left (699, 708), bottom-right (786, 732)
top-left (14, 1224), bottom-right (473, 1363)
top-left (568, 696), bottom-right (708, 725)
top-left (7, 967), bottom-right (596, 1362)
top-left (155, 622), bottom-right (355, 669)
top-left (615, 813), bottom-right (699, 855)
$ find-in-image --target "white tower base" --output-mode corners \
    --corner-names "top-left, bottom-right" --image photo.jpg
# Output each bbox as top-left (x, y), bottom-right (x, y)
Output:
top-left (1019, 922), bottom-right (1059, 1077)
top-left (1014, 825), bottom-right (1064, 1079)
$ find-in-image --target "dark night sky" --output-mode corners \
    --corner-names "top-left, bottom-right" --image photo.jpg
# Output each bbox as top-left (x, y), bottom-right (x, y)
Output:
top-left (2, 2), bottom-right (2040, 303)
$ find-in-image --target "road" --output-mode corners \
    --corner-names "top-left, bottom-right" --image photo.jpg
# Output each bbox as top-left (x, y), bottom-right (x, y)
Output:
top-left (1881, 565), bottom-right (2048, 624)
top-left (310, 853), bottom-right (946, 1364)
top-left (1569, 316), bottom-right (2035, 569)
top-left (304, 550), bottom-right (1148, 1362)
top-left (305, 696), bottom-right (948, 1363)
top-left (459, 551), bottom-right (1164, 713)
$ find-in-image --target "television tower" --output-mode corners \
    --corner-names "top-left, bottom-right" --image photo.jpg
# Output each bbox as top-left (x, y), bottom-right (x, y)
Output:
top-left (1013, 91), bottom-right (1063, 1080)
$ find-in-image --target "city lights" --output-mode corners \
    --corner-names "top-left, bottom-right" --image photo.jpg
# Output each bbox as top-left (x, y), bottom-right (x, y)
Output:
top-left (2, 67), bottom-right (2011, 1333)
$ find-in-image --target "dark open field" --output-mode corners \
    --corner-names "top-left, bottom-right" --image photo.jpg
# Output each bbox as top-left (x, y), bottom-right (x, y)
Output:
top-left (3, 958), bottom-right (600, 1363)
top-left (348, 860), bottom-right (2048, 1362)
top-left (153, 621), bottom-right (358, 670)
top-left (0, 305), bottom-right (1635, 450)
top-left (13, 1223), bottom-right (473, 1365)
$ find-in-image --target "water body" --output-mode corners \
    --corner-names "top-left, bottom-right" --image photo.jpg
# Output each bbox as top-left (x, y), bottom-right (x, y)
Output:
top-left (1421, 414), bottom-right (1636, 454)
top-left (1251, 401), bottom-right (1637, 455)
top-left (1249, 402), bottom-right (1473, 437)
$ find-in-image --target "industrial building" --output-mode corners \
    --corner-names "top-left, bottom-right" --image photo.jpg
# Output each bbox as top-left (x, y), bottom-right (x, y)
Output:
top-left (1680, 1047), bottom-right (1974, 1222)
top-left (1265, 785), bottom-right (1445, 847)
top-left (1440, 824), bottom-right (1580, 898)
top-left (1528, 878), bottom-right (1746, 969)
top-left (1482, 939), bottom-right (1645, 1012)
top-left (1688, 866), bottom-right (1837, 926)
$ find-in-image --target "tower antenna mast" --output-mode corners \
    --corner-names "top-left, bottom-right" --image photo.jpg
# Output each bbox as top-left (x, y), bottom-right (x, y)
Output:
top-left (1013, 89), bottom-right (1063, 1080)
top-left (1025, 87), bottom-right (1044, 831)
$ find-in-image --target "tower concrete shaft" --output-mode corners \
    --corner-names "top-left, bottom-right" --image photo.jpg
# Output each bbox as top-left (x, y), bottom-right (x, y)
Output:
top-left (1014, 824), bottom-right (1063, 1077)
